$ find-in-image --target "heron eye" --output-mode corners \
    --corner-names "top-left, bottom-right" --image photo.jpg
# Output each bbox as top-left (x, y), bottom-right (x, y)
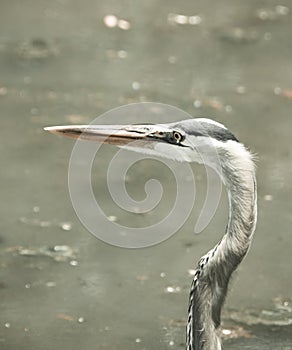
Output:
top-left (173, 131), bottom-right (182, 143)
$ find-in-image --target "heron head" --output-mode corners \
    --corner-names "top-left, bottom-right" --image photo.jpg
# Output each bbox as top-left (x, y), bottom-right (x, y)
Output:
top-left (44, 118), bottom-right (244, 172)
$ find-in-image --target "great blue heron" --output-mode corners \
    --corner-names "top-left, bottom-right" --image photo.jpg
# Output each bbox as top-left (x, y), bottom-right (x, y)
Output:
top-left (45, 118), bottom-right (257, 350)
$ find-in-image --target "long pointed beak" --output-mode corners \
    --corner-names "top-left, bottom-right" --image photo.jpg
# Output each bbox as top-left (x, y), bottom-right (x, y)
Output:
top-left (44, 124), bottom-right (158, 146)
top-left (44, 123), bottom-right (191, 162)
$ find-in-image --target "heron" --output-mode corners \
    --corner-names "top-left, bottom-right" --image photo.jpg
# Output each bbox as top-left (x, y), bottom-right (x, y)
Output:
top-left (45, 117), bottom-right (257, 350)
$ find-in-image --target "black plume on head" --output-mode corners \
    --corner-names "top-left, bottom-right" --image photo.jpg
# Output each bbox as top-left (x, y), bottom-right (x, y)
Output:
top-left (172, 119), bottom-right (239, 143)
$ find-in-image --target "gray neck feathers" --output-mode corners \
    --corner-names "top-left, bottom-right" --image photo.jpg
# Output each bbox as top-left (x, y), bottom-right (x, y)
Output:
top-left (187, 142), bottom-right (257, 350)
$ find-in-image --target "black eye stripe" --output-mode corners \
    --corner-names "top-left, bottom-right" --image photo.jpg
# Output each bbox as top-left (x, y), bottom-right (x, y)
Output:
top-left (171, 120), bottom-right (239, 143)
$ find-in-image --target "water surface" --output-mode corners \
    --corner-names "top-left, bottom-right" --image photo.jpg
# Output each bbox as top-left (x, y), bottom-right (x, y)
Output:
top-left (1, 0), bottom-right (292, 349)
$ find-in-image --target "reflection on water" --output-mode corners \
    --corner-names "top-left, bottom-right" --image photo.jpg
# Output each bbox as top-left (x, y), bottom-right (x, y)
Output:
top-left (1, 0), bottom-right (292, 349)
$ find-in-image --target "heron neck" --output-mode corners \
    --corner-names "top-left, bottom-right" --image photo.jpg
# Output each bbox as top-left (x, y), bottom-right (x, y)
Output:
top-left (224, 155), bottom-right (257, 249)
top-left (187, 146), bottom-right (257, 350)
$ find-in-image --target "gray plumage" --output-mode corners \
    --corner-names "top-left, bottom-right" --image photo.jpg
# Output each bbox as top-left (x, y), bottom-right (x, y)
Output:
top-left (44, 117), bottom-right (257, 350)
top-left (185, 122), bottom-right (257, 350)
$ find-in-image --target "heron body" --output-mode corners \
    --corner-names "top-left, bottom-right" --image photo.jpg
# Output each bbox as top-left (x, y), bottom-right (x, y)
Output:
top-left (45, 118), bottom-right (257, 350)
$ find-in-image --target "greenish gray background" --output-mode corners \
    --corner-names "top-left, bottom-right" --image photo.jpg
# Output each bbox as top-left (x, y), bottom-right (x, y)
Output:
top-left (1, 0), bottom-right (292, 349)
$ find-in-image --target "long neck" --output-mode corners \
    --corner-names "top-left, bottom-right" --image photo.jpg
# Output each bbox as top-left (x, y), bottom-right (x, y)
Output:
top-left (186, 144), bottom-right (257, 350)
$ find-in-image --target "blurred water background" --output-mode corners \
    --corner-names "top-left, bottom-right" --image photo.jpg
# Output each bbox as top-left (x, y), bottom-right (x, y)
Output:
top-left (1, 0), bottom-right (292, 349)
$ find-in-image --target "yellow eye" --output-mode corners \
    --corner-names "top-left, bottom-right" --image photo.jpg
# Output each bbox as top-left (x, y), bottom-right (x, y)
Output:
top-left (173, 131), bottom-right (182, 143)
